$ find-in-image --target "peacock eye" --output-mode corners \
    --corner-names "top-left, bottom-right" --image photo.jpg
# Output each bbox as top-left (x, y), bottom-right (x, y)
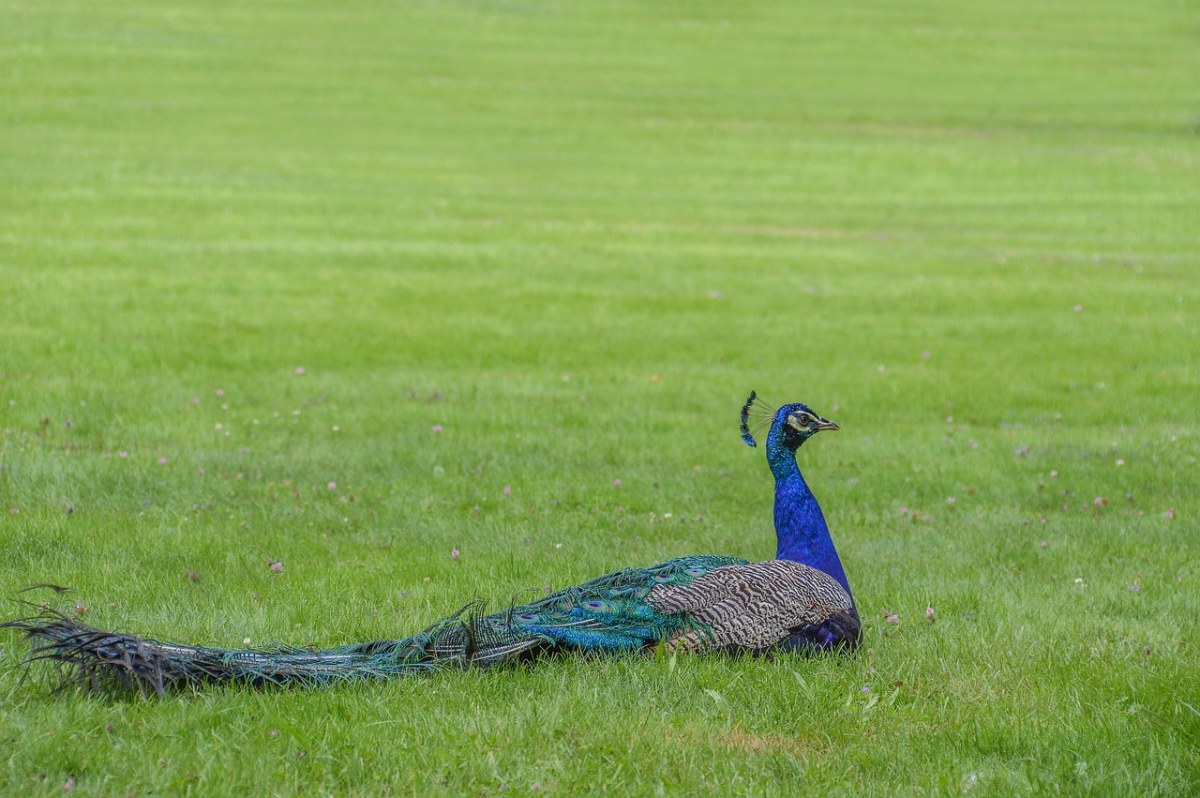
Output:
top-left (797, 413), bottom-right (811, 425)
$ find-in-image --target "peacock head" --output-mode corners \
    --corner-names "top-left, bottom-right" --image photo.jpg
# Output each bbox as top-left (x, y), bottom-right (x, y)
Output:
top-left (740, 391), bottom-right (839, 452)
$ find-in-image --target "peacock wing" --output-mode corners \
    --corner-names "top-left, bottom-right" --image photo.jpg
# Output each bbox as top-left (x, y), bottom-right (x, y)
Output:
top-left (646, 559), bottom-right (858, 653)
top-left (474, 555), bottom-right (750, 652)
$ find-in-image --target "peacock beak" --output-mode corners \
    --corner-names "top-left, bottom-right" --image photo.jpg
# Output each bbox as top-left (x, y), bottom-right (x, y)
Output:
top-left (816, 417), bottom-right (840, 431)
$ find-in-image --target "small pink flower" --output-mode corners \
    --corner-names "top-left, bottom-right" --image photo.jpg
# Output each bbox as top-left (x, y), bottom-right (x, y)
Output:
top-left (157, 456), bottom-right (168, 465)
top-left (1073, 304), bottom-right (1083, 313)
top-left (215, 388), bottom-right (225, 397)
top-left (295, 366), bottom-right (305, 375)
top-left (270, 728), bottom-right (280, 737)
top-left (1093, 496), bottom-right (1107, 506)
top-left (885, 614), bottom-right (899, 624)
top-left (502, 486), bottom-right (511, 496)
top-left (1163, 508), bottom-right (1175, 519)
top-left (613, 479), bottom-right (622, 487)
top-left (945, 496), bottom-right (957, 505)
top-left (431, 424), bottom-right (442, 433)
top-left (925, 606), bottom-right (935, 621)
top-left (63, 777), bottom-right (75, 792)
top-left (1038, 540), bottom-right (1048, 548)
top-left (860, 685), bottom-right (870, 694)
top-left (451, 547), bottom-right (460, 560)
top-left (118, 451), bottom-right (129, 459)
top-left (269, 560), bottom-right (283, 573)
top-left (8, 507), bottom-right (18, 515)
top-left (327, 481), bottom-right (337, 490)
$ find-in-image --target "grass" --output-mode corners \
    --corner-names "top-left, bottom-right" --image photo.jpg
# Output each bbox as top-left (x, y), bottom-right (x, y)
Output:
top-left (1, 0), bottom-right (1198, 794)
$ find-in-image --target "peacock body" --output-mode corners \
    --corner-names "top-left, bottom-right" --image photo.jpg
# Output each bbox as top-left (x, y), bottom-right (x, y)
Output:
top-left (5, 393), bottom-right (859, 694)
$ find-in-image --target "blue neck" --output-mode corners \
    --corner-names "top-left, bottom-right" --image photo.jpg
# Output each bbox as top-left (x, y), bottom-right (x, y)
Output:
top-left (767, 439), bottom-right (853, 600)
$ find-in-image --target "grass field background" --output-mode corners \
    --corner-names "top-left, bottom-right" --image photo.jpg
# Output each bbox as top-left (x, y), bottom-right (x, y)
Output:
top-left (2, 0), bottom-right (1198, 794)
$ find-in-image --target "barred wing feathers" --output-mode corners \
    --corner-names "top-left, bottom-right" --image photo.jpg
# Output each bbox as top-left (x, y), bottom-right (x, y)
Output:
top-left (647, 560), bottom-right (859, 653)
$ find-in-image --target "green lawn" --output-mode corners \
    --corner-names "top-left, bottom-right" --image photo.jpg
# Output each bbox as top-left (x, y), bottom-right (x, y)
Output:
top-left (2, 0), bottom-right (1198, 794)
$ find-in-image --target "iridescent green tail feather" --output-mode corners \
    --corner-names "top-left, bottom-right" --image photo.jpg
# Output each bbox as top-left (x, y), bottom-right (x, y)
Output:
top-left (3, 556), bottom-right (753, 695)
top-left (2, 604), bottom-right (511, 695)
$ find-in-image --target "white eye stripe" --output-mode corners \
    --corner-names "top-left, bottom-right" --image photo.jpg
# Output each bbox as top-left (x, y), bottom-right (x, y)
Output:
top-left (786, 409), bottom-right (831, 432)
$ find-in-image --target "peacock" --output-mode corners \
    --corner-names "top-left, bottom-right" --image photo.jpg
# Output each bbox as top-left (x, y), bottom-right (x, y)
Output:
top-left (3, 393), bottom-right (859, 694)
